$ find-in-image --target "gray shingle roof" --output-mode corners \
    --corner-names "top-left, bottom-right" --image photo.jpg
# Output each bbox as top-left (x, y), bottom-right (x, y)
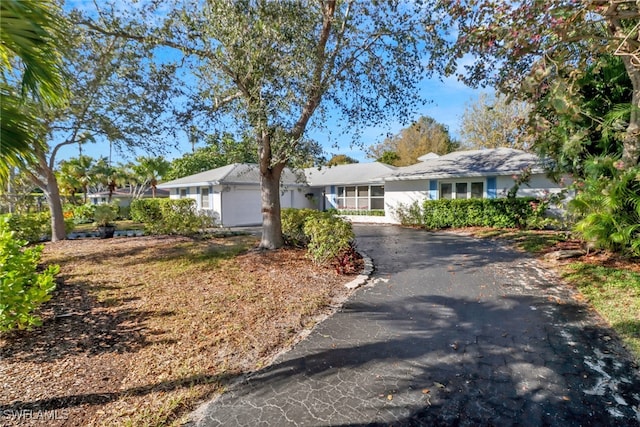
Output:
top-left (384, 148), bottom-right (546, 181)
top-left (157, 163), bottom-right (306, 188)
top-left (304, 162), bottom-right (397, 186)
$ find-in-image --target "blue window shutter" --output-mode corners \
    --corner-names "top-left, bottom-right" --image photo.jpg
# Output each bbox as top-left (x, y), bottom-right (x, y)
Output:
top-left (330, 185), bottom-right (336, 205)
top-left (429, 180), bottom-right (437, 200)
top-left (487, 177), bottom-right (497, 199)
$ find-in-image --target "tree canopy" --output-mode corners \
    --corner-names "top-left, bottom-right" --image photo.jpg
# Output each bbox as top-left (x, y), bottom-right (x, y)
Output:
top-left (422, 0), bottom-right (640, 167)
top-left (368, 116), bottom-right (459, 166)
top-left (459, 93), bottom-right (532, 150)
top-left (82, 0), bottom-right (430, 248)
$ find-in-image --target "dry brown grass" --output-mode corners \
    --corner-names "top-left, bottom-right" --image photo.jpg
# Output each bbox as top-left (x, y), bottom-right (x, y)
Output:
top-left (0, 235), bottom-right (358, 426)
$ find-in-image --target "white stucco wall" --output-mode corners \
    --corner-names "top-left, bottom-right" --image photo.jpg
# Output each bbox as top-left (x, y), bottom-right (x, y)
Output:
top-left (496, 173), bottom-right (567, 198)
top-left (384, 180), bottom-right (430, 222)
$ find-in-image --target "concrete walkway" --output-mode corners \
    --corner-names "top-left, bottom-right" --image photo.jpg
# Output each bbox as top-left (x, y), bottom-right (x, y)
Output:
top-left (189, 225), bottom-right (640, 426)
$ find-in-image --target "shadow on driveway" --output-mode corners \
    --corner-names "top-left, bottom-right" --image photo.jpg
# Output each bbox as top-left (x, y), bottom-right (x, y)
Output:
top-left (190, 225), bottom-right (640, 426)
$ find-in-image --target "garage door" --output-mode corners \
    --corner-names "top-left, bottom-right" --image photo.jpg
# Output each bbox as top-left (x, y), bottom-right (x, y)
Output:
top-left (221, 187), bottom-right (262, 226)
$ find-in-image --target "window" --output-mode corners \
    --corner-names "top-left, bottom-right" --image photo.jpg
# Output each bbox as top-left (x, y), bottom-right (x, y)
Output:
top-left (201, 187), bottom-right (210, 209)
top-left (335, 185), bottom-right (385, 211)
top-left (440, 183), bottom-right (452, 200)
top-left (471, 182), bottom-right (484, 199)
top-left (439, 180), bottom-right (485, 199)
top-left (370, 185), bottom-right (384, 209)
top-left (179, 188), bottom-right (187, 198)
top-left (455, 183), bottom-right (468, 199)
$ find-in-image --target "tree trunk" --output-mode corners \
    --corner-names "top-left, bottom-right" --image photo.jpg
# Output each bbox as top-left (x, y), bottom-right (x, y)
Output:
top-left (621, 56), bottom-right (640, 167)
top-left (44, 170), bottom-right (67, 242)
top-left (259, 165), bottom-right (284, 249)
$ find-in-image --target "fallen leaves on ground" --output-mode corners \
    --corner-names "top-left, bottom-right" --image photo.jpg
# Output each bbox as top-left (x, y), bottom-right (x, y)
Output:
top-left (0, 235), bottom-right (360, 426)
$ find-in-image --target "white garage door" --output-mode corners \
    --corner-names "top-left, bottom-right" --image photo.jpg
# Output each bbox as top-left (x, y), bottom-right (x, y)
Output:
top-left (221, 187), bottom-right (262, 226)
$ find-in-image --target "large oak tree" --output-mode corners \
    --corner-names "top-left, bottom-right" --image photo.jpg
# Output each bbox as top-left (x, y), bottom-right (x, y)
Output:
top-left (83, 0), bottom-right (429, 249)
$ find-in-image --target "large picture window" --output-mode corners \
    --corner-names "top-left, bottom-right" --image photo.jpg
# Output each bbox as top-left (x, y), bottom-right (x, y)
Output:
top-left (439, 181), bottom-right (484, 199)
top-left (336, 185), bottom-right (384, 211)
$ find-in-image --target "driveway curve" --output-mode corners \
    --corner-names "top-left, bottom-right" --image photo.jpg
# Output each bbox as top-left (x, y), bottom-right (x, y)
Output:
top-left (190, 225), bottom-right (640, 426)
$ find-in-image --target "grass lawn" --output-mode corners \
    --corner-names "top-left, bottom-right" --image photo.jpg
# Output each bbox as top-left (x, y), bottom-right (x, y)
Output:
top-left (474, 228), bottom-right (640, 362)
top-left (0, 235), bottom-right (357, 426)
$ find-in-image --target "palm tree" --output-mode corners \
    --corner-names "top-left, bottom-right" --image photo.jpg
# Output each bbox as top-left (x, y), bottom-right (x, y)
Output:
top-left (58, 156), bottom-right (95, 204)
top-left (0, 0), bottom-right (68, 182)
top-left (93, 158), bottom-right (127, 202)
top-left (133, 156), bottom-right (170, 198)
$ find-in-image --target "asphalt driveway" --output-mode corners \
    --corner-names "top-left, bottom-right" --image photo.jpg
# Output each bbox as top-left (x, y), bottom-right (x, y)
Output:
top-left (189, 225), bottom-right (640, 426)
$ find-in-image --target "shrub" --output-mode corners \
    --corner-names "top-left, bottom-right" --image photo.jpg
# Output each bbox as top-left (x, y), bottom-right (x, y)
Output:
top-left (282, 208), bottom-right (357, 270)
top-left (1, 212), bottom-right (74, 243)
top-left (65, 203), bottom-right (95, 224)
top-left (131, 198), bottom-right (215, 236)
top-left (304, 213), bottom-right (355, 266)
top-left (2, 212), bottom-right (50, 243)
top-left (93, 204), bottom-right (118, 227)
top-left (570, 158), bottom-right (640, 256)
top-left (395, 198), bottom-right (542, 230)
top-left (281, 208), bottom-right (322, 246)
top-left (0, 217), bottom-right (59, 332)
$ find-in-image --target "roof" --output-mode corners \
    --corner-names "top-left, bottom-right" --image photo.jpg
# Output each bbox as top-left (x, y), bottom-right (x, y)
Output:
top-left (87, 188), bottom-right (170, 198)
top-left (384, 148), bottom-right (547, 181)
top-left (304, 162), bottom-right (396, 187)
top-left (157, 163), bottom-right (307, 189)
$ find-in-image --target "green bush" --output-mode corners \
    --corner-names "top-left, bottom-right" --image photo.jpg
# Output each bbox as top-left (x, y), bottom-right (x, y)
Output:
top-left (1, 212), bottom-right (74, 243)
top-left (282, 209), bottom-right (355, 267)
top-left (2, 212), bottom-right (50, 243)
top-left (304, 213), bottom-right (355, 265)
top-left (395, 197), bottom-right (542, 230)
top-left (281, 208), bottom-right (323, 246)
top-left (130, 199), bottom-right (163, 223)
top-left (570, 158), bottom-right (640, 256)
top-left (0, 217), bottom-right (59, 332)
top-left (65, 203), bottom-right (95, 224)
top-left (131, 198), bottom-right (215, 235)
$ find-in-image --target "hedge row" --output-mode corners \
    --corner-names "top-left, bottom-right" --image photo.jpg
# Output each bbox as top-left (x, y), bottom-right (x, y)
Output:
top-left (394, 198), bottom-right (545, 229)
top-left (130, 198), bottom-right (216, 235)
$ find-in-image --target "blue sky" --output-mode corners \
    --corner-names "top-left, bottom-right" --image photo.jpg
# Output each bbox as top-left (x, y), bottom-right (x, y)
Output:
top-left (57, 76), bottom-right (486, 165)
top-left (58, 1), bottom-right (488, 166)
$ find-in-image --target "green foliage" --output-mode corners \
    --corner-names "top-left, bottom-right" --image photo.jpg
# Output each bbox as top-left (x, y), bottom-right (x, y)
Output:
top-left (130, 198), bottom-right (215, 236)
top-left (281, 208), bottom-right (322, 247)
top-left (65, 203), bottom-right (95, 224)
top-left (2, 212), bottom-right (50, 243)
top-left (303, 213), bottom-right (355, 266)
top-left (165, 132), bottom-right (259, 180)
top-left (0, 217), bottom-right (59, 332)
top-left (569, 157), bottom-right (640, 256)
top-left (326, 155), bottom-right (359, 166)
top-left (395, 198), bottom-right (544, 230)
top-left (0, 212), bottom-right (74, 243)
top-left (93, 204), bottom-right (118, 227)
top-left (282, 208), bottom-right (355, 267)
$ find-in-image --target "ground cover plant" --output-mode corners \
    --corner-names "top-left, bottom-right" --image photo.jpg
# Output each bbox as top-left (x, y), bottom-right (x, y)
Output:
top-left (0, 235), bottom-right (358, 426)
